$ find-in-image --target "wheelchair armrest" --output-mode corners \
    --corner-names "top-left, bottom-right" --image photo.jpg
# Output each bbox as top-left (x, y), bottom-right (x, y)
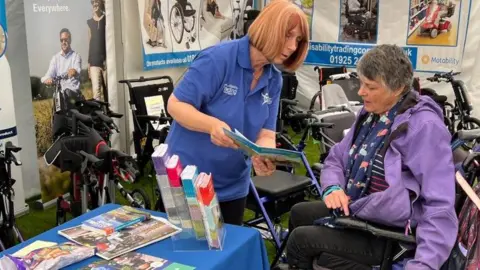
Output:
top-left (311, 122), bottom-right (335, 129)
top-left (75, 99), bottom-right (101, 109)
top-left (137, 115), bottom-right (172, 122)
top-left (108, 111), bottom-right (123, 119)
top-left (70, 109), bottom-right (93, 124)
top-left (88, 99), bottom-right (110, 107)
top-left (94, 111), bottom-right (113, 124)
top-left (331, 216), bottom-right (416, 244)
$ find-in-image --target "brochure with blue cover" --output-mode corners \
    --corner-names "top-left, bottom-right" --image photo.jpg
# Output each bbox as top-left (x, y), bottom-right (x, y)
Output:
top-left (223, 128), bottom-right (303, 165)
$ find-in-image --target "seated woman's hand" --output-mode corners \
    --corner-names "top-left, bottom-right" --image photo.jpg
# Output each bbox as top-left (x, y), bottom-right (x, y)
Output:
top-left (252, 156), bottom-right (275, 176)
top-left (324, 189), bottom-right (350, 216)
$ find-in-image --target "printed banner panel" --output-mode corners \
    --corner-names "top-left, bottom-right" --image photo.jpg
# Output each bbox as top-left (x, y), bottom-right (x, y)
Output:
top-left (24, 0), bottom-right (108, 203)
top-left (265, 0), bottom-right (471, 73)
top-left (0, 0), bottom-right (26, 213)
top-left (138, 0), bottom-right (256, 70)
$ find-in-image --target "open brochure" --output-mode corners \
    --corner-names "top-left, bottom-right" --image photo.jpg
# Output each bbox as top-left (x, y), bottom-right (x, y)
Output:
top-left (58, 216), bottom-right (181, 260)
top-left (223, 128), bottom-right (303, 165)
top-left (80, 251), bottom-right (196, 270)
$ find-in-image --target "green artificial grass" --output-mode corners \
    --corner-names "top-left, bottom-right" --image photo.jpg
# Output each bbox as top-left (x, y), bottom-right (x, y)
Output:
top-left (15, 129), bottom-right (321, 264)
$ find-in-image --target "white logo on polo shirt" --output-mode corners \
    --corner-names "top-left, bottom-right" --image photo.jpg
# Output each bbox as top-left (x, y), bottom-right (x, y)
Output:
top-left (262, 91), bottom-right (272, 105)
top-left (223, 84), bottom-right (238, 96)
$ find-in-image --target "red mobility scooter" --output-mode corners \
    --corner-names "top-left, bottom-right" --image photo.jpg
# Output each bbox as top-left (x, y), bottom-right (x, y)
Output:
top-left (418, 0), bottom-right (455, 38)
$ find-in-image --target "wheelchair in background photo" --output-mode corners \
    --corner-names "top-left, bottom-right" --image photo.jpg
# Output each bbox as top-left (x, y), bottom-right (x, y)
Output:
top-left (169, 0), bottom-right (197, 49)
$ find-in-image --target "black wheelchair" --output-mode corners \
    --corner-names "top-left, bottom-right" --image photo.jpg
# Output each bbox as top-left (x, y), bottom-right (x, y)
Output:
top-left (169, 0), bottom-right (197, 49)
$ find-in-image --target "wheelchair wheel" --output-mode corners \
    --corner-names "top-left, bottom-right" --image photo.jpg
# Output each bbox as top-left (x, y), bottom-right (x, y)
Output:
top-left (169, 4), bottom-right (184, 44)
top-left (130, 188), bottom-right (151, 210)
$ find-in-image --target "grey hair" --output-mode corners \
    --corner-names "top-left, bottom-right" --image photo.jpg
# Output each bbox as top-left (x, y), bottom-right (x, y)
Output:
top-left (357, 44), bottom-right (414, 93)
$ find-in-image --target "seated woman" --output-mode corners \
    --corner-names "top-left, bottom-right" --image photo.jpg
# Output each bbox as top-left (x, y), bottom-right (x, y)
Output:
top-left (280, 45), bottom-right (459, 270)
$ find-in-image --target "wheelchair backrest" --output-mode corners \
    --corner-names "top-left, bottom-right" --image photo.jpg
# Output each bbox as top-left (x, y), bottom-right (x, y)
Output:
top-left (316, 111), bottom-right (356, 147)
top-left (281, 72), bottom-right (298, 100)
top-left (452, 79), bottom-right (473, 114)
top-left (128, 79), bottom-right (174, 119)
top-left (244, 9), bottom-right (260, 33)
top-left (314, 66), bottom-right (347, 86)
top-left (331, 77), bottom-right (362, 103)
top-left (322, 84), bottom-right (350, 108)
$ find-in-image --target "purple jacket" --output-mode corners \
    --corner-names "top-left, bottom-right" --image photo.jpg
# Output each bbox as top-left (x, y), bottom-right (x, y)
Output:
top-left (321, 91), bottom-right (458, 269)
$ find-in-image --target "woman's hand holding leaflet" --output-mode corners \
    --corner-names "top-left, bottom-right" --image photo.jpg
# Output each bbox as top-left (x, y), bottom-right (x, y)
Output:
top-left (209, 119), bottom-right (239, 149)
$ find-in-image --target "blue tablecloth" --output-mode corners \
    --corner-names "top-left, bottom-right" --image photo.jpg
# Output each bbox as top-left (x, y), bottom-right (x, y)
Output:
top-left (0, 204), bottom-right (270, 270)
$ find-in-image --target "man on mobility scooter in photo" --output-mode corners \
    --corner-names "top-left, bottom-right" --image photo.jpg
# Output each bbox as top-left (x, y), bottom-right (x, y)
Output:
top-left (41, 28), bottom-right (85, 117)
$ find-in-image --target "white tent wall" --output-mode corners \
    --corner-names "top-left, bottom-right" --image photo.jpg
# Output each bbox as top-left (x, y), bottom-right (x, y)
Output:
top-left (5, 0), bottom-right (38, 215)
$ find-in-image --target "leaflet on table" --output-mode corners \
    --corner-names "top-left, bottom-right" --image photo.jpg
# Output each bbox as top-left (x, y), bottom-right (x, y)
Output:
top-left (81, 205), bottom-right (151, 235)
top-left (80, 251), bottom-right (196, 270)
top-left (223, 128), bottom-right (303, 164)
top-left (11, 240), bottom-right (58, 257)
top-left (3, 242), bottom-right (95, 270)
top-left (58, 216), bottom-right (181, 260)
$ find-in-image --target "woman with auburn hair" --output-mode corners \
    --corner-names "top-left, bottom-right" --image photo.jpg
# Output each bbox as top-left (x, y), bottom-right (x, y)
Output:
top-left (165, 0), bottom-right (309, 225)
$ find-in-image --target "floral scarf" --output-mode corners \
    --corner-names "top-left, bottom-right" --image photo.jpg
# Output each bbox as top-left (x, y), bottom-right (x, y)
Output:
top-left (345, 96), bottom-right (405, 201)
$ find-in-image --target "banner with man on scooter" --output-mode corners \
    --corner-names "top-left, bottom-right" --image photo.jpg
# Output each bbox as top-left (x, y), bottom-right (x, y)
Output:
top-left (23, 0), bottom-right (108, 204)
top-left (264, 0), bottom-right (472, 73)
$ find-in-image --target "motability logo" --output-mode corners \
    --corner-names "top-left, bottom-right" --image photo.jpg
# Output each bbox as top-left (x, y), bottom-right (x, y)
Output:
top-left (421, 54), bottom-right (459, 65)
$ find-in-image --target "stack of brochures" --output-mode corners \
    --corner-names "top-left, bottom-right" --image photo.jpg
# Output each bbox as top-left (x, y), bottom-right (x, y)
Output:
top-left (0, 204), bottom-right (187, 269)
top-left (56, 205), bottom-right (182, 260)
top-left (151, 143), bottom-right (226, 251)
top-left (80, 205), bottom-right (151, 235)
top-left (1, 243), bottom-right (196, 270)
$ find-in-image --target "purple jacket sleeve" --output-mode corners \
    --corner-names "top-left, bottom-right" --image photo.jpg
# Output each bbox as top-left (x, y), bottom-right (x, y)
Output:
top-left (404, 120), bottom-right (458, 270)
top-left (319, 126), bottom-right (354, 190)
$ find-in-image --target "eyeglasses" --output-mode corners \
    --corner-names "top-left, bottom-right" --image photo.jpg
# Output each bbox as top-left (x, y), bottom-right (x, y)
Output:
top-left (60, 38), bottom-right (70, 43)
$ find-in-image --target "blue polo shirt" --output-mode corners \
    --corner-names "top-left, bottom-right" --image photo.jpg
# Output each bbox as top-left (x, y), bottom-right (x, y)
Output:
top-left (165, 35), bottom-right (283, 202)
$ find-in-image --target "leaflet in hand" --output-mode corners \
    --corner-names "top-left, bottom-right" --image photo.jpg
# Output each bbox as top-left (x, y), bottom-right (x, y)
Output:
top-left (223, 128), bottom-right (303, 165)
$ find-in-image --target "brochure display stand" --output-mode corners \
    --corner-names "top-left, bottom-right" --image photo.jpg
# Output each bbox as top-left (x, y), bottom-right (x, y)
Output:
top-left (152, 144), bottom-right (226, 252)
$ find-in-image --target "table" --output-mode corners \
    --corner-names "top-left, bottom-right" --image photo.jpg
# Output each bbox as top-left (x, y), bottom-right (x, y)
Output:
top-left (0, 204), bottom-right (270, 270)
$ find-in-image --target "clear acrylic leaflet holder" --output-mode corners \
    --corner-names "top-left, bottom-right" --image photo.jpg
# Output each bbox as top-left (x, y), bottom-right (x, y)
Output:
top-left (156, 174), bottom-right (226, 251)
